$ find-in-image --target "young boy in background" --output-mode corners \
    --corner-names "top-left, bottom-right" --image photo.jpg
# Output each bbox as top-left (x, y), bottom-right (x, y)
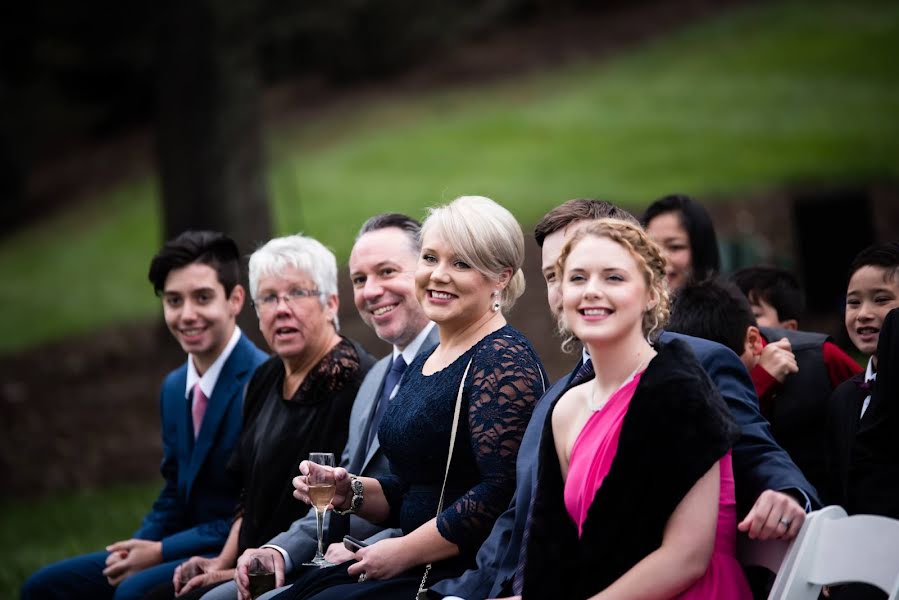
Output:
top-left (825, 242), bottom-right (899, 600)
top-left (731, 265), bottom-right (805, 330)
top-left (668, 278), bottom-right (860, 497)
top-left (826, 241), bottom-right (899, 509)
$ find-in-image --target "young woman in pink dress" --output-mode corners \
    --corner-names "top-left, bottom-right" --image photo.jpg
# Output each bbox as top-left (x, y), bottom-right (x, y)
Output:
top-left (520, 219), bottom-right (752, 599)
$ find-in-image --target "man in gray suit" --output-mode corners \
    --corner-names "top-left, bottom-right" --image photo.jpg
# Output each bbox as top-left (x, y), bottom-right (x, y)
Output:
top-left (198, 214), bottom-right (437, 600)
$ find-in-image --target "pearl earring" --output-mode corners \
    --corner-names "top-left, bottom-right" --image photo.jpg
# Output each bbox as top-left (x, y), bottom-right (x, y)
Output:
top-left (492, 291), bottom-right (501, 313)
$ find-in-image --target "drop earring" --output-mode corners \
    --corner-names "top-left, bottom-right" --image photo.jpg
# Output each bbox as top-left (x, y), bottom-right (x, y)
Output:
top-left (492, 291), bottom-right (501, 313)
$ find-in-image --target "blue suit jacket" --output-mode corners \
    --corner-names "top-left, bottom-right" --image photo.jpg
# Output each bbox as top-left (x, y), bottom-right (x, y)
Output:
top-left (432, 331), bottom-right (818, 599)
top-left (133, 333), bottom-right (268, 561)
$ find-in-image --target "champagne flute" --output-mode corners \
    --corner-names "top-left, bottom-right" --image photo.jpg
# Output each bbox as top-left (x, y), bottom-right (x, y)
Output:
top-left (247, 552), bottom-right (276, 599)
top-left (302, 452), bottom-right (337, 567)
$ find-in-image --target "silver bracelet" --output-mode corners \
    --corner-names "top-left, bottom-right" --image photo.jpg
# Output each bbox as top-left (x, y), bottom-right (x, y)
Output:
top-left (332, 475), bottom-right (364, 515)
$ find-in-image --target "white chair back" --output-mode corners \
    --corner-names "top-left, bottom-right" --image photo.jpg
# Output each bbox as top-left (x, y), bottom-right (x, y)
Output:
top-left (737, 506), bottom-right (817, 598)
top-left (768, 505), bottom-right (899, 600)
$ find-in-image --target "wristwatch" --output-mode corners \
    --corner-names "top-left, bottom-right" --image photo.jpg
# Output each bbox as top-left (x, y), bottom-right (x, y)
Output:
top-left (333, 474), bottom-right (364, 515)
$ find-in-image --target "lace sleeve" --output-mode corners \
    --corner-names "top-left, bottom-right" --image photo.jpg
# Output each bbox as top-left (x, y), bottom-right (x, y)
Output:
top-left (436, 334), bottom-right (545, 553)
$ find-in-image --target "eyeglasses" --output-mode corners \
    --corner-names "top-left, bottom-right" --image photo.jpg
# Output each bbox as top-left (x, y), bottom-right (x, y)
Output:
top-left (253, 288), bottom-right (322, 312)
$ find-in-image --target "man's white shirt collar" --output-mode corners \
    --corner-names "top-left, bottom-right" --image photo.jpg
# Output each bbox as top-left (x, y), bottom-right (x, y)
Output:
top-left (185, 326), bottom-right (242, 400)
top-left (394, 321), bottom-right (436, 366)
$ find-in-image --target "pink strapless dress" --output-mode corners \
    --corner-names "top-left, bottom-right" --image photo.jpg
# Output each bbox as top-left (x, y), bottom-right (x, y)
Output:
top-left (564, 373), bottom-right (752, 600)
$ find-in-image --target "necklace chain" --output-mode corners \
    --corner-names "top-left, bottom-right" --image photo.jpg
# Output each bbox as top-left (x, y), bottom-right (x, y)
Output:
top-left (587, 356), bottom-right (648, 412)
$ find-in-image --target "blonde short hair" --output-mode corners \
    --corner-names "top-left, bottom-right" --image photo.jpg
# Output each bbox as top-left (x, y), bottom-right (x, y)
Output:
top-left (557, 218), bottom-right (669, 349)
top-left (420, 195), bottom-right (526, 311)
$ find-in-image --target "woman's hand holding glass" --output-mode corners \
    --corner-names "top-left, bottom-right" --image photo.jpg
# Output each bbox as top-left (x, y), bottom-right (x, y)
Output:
top-left (292, 462), bottom-right (352, 510)
top-left (299, 453), bottom-right (338, 567)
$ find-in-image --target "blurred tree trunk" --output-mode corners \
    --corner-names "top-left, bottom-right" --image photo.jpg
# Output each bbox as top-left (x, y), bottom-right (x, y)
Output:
top-left (155, 0), bottom-right (272, 259)
top-left (0, 2), bottom-right (35, 238)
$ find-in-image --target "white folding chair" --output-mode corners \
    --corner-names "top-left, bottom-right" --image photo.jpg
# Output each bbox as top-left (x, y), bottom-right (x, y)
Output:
top-left (737, 507), bottom-right (811, 597)
top-left (768, 505), bottom-right (899, 599)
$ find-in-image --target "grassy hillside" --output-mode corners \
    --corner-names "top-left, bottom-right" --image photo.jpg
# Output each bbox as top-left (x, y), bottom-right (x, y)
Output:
top-left (1, 0), bottom-right (897, 353)
top-left (0, 483), bottom-right (159, 597)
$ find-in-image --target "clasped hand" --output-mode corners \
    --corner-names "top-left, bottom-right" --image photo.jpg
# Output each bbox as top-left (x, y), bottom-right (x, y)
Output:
top-left (172, 556), bottom-right (233, 596)
top-left (292, 460), bottom-right (351, 509)
top-left (102, 538), bottom-right (162, 586)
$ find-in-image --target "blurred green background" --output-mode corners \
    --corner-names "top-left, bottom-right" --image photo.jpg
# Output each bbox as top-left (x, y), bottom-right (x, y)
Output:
top-left (2, 0), bottom-right (897, 355)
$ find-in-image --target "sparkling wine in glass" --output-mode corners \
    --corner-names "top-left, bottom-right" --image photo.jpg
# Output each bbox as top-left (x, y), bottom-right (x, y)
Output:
top-left (303, 452), bottom-right (337, 567)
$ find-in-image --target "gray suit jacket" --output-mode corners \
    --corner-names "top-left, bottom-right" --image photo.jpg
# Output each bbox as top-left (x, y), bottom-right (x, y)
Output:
top-left (266, 326), bottom-right (440, 572)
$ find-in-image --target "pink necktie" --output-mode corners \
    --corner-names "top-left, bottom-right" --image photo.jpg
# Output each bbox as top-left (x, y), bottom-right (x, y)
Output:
top-left (192, 383), bottom-right (208, 439)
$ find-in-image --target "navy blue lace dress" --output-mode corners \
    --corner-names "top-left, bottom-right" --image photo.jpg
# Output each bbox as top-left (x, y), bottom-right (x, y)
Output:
top-left (283, 325), bottom-right (546, 600)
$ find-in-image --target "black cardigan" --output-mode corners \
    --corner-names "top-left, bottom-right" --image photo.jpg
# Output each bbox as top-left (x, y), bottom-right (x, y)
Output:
top-left (522, 339), bottom-right (739, 599)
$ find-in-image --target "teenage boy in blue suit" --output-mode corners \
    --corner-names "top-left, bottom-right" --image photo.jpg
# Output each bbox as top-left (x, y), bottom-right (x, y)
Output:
top-left (22, 230), bottom-right (268, 600)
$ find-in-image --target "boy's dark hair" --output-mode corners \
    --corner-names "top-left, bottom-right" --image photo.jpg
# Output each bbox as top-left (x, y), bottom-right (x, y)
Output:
top-left (668, 277), bottom-right (757, 356)
top-left (356, 213), bottom-right (422, 251)
top-left (849, 241), bottom-right (899, 282)
top-left (641, 193), bottom-right (721, 283)
top-left (534, 198), bottom-right (638, 247)
top-left (148, 230), bottom-right (241, 296)
top-left (731, 265), bottom-right (805, 323)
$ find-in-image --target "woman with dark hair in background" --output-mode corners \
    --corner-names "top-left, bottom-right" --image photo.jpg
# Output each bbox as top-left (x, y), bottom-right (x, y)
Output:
top-left (642, 193), bottom-right (721, 293)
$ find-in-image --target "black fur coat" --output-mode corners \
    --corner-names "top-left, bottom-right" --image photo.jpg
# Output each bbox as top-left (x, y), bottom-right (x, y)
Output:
top-left (521, 339), bottom-right (739, 599)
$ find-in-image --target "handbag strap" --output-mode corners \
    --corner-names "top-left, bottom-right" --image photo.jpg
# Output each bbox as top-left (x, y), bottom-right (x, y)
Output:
top-left (417, 357), bottom-right (473, 599)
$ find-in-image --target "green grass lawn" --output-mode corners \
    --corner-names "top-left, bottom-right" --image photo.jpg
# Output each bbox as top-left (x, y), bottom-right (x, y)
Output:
top-left (0, 483), bottom-right (159, 598)
top-left (2, 0), bottom-right (897, 355)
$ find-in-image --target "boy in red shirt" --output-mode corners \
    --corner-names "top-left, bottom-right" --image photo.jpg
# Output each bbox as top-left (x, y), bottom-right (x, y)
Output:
top-left (668, 277), bottom-right (861, 496)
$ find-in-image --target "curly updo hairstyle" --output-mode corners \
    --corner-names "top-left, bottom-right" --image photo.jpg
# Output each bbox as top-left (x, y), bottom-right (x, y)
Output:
top-left (556, 218), bottom-right (670, 352)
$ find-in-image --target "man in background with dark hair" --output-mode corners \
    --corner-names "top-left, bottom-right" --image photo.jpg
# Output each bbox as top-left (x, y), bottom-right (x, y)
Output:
top-left (22, 231), bottom-right (268, 600)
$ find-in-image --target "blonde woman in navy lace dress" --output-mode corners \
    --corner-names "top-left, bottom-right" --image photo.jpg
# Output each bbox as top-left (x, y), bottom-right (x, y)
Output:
top-left (285, 196), bottom-right (546, 600)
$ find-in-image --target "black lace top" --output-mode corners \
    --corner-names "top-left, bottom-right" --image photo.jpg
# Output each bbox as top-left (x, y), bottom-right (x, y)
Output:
top-left (377, 325), bottom-right (546, 558)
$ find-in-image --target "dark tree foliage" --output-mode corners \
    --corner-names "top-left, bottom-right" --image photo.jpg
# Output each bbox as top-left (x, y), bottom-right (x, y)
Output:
top-left (1, 0), bottom-right (541, 238)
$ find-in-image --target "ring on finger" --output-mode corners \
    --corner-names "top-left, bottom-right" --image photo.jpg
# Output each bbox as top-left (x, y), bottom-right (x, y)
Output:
top-left (779, 517), bottom-right (791, 527)
top-left (358, 572), bottom-right (367, 583)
